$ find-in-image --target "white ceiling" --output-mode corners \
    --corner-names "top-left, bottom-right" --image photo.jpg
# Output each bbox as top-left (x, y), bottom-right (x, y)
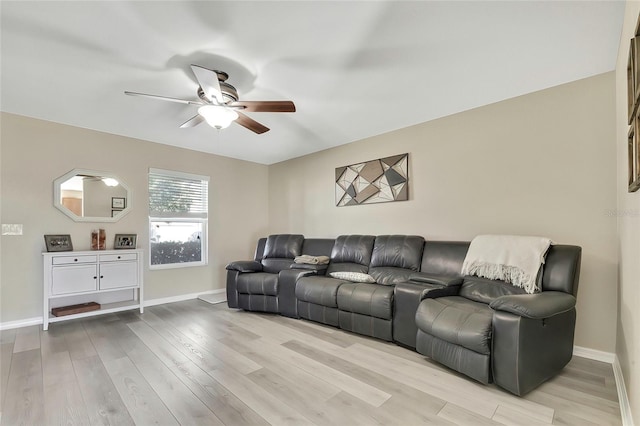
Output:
top-left (0, 1), bottom-right (624, 165)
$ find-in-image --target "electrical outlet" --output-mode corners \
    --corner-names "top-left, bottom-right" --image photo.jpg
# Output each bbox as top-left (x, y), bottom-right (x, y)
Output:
top-left (1, 224), bottom-right (23, 235)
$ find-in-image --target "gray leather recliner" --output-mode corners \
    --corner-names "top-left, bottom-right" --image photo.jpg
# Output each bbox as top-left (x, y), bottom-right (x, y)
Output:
top-left (226, 234), bottom-right (304, 313)
top-left (415, 244), bottom-right (582, 395)
top-left (296, 235), bottom-right (375, 327)
top-left (278, 238), bottom-right (335, 318)
top-left (226, 235), bottom-right (582, 396)
top-left (337, 235), bottom-right (425, 341)
top-left (393, 241), bottom-right (469, 348)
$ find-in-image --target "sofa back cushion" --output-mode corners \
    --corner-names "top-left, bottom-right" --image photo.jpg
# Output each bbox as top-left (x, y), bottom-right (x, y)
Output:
top-left (420, 241), bottom-right (469, 276)
top-left (541, 245), bottom-right (582, 295)
top-left (326, 235), bottom-right (375, 275)
top-left (263, 234), bottom-right (304, 259)
top-left (456, 244), bottom-right (582, 303)
top-left (369, 235), bottom-right (424, 284)
top-left (301, 238), bottom-right (335, 257)
top-left (371, 235), bottom-right (424, 269)
top-left (369, 267), bottom-right (414, 285)
top-left (261, 234), bottom-right (304, 273)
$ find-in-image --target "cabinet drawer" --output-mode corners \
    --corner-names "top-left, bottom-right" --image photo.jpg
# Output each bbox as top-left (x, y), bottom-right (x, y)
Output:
top-left (51, 265), bottom-right (98, 295)
top-left (52, 255), bottom-right (97, 265)
top-left (100, 253), bottom-right (138, 262)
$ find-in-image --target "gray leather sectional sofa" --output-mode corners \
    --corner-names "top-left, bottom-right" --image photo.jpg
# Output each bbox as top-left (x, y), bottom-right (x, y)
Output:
top-left (226, 234), bottom-right (582, 396)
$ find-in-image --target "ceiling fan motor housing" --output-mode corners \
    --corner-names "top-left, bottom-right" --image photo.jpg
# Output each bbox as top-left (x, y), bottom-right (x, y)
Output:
top-left (197, 70), bottom-right (238, 104)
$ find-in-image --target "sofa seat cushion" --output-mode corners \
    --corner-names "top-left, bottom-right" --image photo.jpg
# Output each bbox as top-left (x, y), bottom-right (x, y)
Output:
top-left (460, 276), bottom-right (527, 304)
top-left (416, 296), bottom-right (493, 355)
top-left (236, 273), bottom-right (279, 296)
top-left (337, 282), bottom-right (394, 320)
top-left (296, 276), bottom-right (348, 308)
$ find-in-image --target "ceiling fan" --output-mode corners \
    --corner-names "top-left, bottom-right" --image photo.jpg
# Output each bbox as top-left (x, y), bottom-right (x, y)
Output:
top-left (125, 65), bottom-right (295, 134)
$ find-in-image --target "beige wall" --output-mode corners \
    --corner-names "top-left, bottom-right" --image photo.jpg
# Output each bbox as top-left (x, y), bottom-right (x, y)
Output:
top-left (269, 72), bottom-right (618, 353)
top-left (616, 1), bottom-right (640, 423)
top-left (0, 112), bottom-right (269, 323)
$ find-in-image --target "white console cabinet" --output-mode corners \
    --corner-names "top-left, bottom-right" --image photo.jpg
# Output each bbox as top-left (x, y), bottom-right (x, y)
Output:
top-left (43, 249), bottom-right (143, 330)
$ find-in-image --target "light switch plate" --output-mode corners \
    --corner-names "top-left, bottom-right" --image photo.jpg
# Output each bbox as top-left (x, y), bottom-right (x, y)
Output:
top-left (1, 224), bottom-right (23, 235)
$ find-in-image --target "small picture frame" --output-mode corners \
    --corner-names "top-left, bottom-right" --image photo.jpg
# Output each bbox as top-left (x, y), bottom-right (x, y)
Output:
top-left (44, 234), bottom-right (73, 252)
top-left (114, 234), bottom-right (137, 249)
top-left (111, 209), bottom-right (122, 217)
top-left (112, 197), bottom-right (126, 209)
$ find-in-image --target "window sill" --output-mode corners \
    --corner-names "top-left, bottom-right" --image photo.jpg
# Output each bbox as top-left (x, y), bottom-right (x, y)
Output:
top-left (149, 261), bottom-right (208, 270)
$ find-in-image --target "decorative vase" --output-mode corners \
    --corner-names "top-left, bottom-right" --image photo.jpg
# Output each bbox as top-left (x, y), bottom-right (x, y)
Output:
top-left (99, 229), bottom-right (106, 250)
top-left (91, 230), bottom-right (99, 250)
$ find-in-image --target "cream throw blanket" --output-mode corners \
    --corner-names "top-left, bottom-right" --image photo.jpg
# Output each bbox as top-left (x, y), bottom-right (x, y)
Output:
top-left (294, 255), bottom-right (330, 265)
top-left (461, 235), bottom-right (552, 294)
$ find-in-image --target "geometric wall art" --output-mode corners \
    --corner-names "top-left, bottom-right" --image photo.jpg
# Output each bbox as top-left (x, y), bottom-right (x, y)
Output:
top-left (335, 153), bottom-right (409, 206)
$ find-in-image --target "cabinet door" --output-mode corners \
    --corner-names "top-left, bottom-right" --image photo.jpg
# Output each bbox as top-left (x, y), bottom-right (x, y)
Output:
top-left (99, 261), bottom-right (138, 290)
top-left (51, 265), bottom-right (98, 295)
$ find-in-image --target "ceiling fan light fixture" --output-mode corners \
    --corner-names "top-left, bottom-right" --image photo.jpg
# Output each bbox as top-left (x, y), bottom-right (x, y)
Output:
top-left (102, 177), bottom-right (119, 187)
top-left (197, 105), bottom-right (239, 129)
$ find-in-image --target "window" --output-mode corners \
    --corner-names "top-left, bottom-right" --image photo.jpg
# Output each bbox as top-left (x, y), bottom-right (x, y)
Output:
top-left (149, 168), bottom-right (209, 269)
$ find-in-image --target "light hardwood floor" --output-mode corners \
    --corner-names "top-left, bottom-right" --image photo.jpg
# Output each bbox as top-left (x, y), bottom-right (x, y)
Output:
top-left (0, 300), bottom-right (623, 425)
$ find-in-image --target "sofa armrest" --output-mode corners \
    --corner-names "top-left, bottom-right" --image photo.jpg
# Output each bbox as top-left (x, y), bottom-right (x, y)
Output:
top-left (290, 263), bottom-right (328, 274)
top-left (393, 282), bottom-right (443, 348)
top-left (490, 291), bottom-right (576, 319)
top-left (492, 305), bottom-right (576, 395)
top-left (409, 273), bottom-right (462, 287)
top-left (278, 269), bottom-right (320, 318)
top-left (226, 260), bottom-right (263, 273)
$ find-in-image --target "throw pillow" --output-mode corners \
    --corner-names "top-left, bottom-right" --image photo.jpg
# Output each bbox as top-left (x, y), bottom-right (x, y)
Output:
top-left (329, 271), bottom-right (376, 283)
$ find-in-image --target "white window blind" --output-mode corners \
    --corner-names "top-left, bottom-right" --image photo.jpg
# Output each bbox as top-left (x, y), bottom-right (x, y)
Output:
top-left (149, 168), bottom-right (209, 219)
top-left (149, 168), bottom-right (209, 268)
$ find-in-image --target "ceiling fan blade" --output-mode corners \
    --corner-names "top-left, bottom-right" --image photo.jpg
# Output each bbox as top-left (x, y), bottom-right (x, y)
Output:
top-left (190, 64), bottom-right (224, 104)
top-left (179, 115), bottom-right (205, 128)
top-left (235, 112), bottom-right (270, 134)
top-left (228, 100), bottom-right (296, 113)
top-left (124, 91), bottom-right (202, 106)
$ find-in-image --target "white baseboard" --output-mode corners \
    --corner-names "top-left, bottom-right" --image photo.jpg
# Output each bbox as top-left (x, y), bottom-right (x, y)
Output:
top-left (143, 288), bottom-right (225, 308)
top-left (573, 346), bottom-right (634, 426)
top-left (0, 316), bottom-right (42, 331)
top-left (613, 355), bottom-right (635, 426)
top-left (0, 289), bottom-right (225, 330)
top-left (573, 345), bottom-right (616, 363)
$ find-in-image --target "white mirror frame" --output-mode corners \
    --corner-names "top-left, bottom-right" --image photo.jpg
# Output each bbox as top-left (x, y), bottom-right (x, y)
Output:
top-left (53, 168), bottom-right (133, 223)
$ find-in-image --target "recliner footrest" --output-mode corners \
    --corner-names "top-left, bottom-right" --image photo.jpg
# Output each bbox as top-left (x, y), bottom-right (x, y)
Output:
top-left (339, 311), bottom-right (392, 341)
top-left (416, 296), bottom-right (493, 354)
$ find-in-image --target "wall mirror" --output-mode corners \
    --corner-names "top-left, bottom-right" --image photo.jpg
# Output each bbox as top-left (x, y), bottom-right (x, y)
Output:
top-left (53, 169), bottom-right (132, 222)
